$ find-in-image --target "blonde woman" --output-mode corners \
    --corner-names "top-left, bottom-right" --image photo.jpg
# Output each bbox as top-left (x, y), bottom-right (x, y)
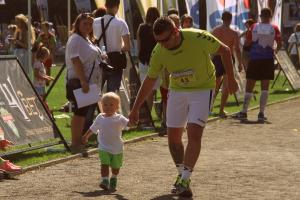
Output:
top-left (13, 14), bottom-right (35, 77)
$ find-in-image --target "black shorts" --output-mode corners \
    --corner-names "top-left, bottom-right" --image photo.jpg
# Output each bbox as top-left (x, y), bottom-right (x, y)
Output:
top-left (246, 59), bottom-right (275, 80)
top-left (212, 55), bottom-right (225, 78)
top-left (212, 55), bottom-right (235, 78)
top-left (66, 85), bottom-right (94, 116)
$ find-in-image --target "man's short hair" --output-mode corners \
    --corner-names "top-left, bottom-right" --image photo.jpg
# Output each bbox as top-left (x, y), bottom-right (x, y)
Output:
top-left (105, 0), bottom-right (120, 9)
top-left (260, 7), bottom-right (272, 18)
top-left (222, 11), bottom-right (232, 21)
top-left (153, 17), bottom-right (175, 35)
top-left (167, 8), bottom-right (179, 16)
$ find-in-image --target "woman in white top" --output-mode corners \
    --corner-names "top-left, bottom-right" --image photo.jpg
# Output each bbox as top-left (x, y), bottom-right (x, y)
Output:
top-left (65, 13), bottom-right (102, 152)
top-left (288, 23), bottom-right (300, 69)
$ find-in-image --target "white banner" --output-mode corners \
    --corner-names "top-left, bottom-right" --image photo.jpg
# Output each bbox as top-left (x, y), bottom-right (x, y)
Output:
top-left (206, 0), bottom-right (250, 32)
top-left (185, 0), bottom-right (200, 28)
top-left (36, 0), bottom-right (49, 21)
top-left (74, 0), bottom-right (91, 13)
top-left (271, 0), bottom-right (282, 30)
top-left (0, 0), bottom-right (5, 5)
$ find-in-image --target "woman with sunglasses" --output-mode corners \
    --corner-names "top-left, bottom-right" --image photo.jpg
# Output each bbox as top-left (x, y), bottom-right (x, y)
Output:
top-left (65, 13), bottom-right (102, 153)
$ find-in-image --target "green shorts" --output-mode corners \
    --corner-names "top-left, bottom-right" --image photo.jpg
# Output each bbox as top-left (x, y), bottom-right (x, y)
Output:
top-left (98, 150), bottom-right (123, 169)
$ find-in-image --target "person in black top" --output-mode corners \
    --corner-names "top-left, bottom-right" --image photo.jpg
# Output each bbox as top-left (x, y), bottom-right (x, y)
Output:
top-left (137, 7), bottom-right (160, 112)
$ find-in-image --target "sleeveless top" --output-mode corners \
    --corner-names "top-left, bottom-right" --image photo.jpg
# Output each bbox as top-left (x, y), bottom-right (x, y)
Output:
top-left (138, 23), bottom-right (156, 65)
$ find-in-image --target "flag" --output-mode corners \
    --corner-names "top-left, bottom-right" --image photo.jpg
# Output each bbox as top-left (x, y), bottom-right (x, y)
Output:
top-left (206, 0), bottom-right (250, 32)
top-left (157, 0), bottom-right (178, 15)
top-left (271, 0), bottom-right (282, 30)
top-left (185, 0), bottom-right (200, 28)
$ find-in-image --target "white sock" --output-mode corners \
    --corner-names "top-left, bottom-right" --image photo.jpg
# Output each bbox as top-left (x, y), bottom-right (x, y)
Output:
top-left (176, 164), bottom-right (184, 175)
top-left (260, 90), bottom-right (269, 113)
top-left (101, 177), bottom-right (109, 181)
top-left (181, 166), bottom-right (193, 180)
top-left (111, 174), bottom-right (117, 179)
top-left (242, 92), bottom-right (253, 113)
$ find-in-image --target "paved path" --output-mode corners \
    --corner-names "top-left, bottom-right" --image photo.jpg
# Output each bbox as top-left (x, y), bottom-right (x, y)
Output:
top-left (1, 98), bottom-right (300, 200)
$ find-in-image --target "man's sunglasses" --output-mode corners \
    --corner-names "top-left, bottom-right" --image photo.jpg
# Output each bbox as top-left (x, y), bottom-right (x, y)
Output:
top-left (156, 30), bottom-right (174, 43)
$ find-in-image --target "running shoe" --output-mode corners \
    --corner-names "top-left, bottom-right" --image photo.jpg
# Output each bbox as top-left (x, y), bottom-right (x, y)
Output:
top-left (0, 160), bottom-right (22, 174)
top-left (99, 179), bottom-right (109, 190)
top-left (171, 174), bottom-right (181, 193)
top-left (110, 177), bottom-right (117, 190)
top-left (232, 111), bottom-right (247, 120)
top-left (257, 112), bottom-right (267, 122)
top-left (176, 179), bottom-right (193, 198)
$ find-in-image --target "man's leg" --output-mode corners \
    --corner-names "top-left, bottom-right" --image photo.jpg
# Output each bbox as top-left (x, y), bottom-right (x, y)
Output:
top-left (258, 80), bottom-right (270, 121)
top-left (219, 76), bottom-right (229, 117)
top-left (168, 127), bottom-right (184, 166)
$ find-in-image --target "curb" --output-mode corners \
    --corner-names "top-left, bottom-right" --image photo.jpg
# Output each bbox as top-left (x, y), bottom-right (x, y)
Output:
top-left (20, 95), bottom-right (300, 174)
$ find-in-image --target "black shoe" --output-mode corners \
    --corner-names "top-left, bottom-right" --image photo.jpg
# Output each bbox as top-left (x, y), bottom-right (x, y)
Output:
top-left (232, 112), bottom-right (247, 120)
top-left (257, 112), bottom-right (267, 122)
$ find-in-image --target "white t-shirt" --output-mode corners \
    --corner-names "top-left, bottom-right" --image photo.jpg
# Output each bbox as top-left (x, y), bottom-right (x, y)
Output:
top-left (65, 33), bottom-right (101, 83)
top-left (90, 113), bottom-right (129, 154)
top-left (93, 14), bottom-right (130, 52)
top-left (288, 32), bottom-right (300, 55)
top-left (33, 60), bottom-right (46, 87)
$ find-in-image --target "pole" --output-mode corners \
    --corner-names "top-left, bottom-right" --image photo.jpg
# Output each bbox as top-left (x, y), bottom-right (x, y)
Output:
top-left (68, 0), bottom-right (71, 33)
top-left (28, 0), bottom-right (32, 79)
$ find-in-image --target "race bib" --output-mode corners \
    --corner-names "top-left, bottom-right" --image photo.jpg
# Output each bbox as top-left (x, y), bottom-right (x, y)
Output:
top-left (171, 69), bottom-right (196, 86)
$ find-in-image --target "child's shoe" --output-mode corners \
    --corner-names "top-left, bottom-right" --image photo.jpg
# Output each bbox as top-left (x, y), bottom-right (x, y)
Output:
top-left (0, 160), bottom-right (22, 174)
top-left (99, 179), bottom-right (109, 190)
top-left (109, 177), bottom-right (117, 190)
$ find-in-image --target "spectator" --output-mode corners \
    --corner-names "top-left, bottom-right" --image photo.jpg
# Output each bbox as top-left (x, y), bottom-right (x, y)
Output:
top-left (36, 21), bottom-right (57, 85)
top-left (0, 138), bottom-right (22, 174)
top-left (137, 7), bottom-right (160, 114)
top-left (65, 13), bottom-right (102, 153)
top-left (181, 14), bottom-right (193, 28)
top-left (92, 6), bottom-right (107, 18)
top-left (33, 45), bottom-right (54, 112)
top-left (167, 8), bottom-right (179, 16)
top-left (168, 14), bottom-right (180, 29)
top-left (240, 19), bottom-right (255, 71)
top-left (13, 14), bottom-right (36, 78)
top-left (33, 21), bottom-right (41, 38)
top-left (234, 8), bottom-right (282, 122)
top-left (288, 23), bottom-right (300, 69)
top-left (82, 92), bottom-right (131, 190)
top-left (211, 11), bottom-right (244, 118)
top-left (4, 24), bottom-right (17, 54)
top-left (93, 0), bottom-right (130, 92)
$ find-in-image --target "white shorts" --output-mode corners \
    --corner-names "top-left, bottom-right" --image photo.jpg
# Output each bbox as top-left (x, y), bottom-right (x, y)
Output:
top-left (167, 90), bottom-right (214, 128)
top-left (139, 62), bottom-right (160, 90)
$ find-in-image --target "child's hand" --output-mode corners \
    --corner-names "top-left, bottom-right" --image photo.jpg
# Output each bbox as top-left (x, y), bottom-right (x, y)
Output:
top-left (46, 76), bottom-right (54, 81)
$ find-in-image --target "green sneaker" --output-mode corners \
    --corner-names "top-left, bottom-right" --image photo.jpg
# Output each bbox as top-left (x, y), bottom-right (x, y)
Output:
top-left (110, 177), bottom-right (117, 190)
top-left (171, 175), bottom-right (181, 194)
top-left (177, 179), bottom-right (193, 198)
top-left (99, 179), bottom-right (109, 190)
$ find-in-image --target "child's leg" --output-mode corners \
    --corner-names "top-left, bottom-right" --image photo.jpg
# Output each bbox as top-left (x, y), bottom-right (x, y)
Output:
top-left (101, 164), bottom-right (110, 177)
top-left (98, 150), bottom-right (111, 190)
top-left (109, 153), bottom-right (123, 189)
top-left (111, 168), bottom-right (120, 176)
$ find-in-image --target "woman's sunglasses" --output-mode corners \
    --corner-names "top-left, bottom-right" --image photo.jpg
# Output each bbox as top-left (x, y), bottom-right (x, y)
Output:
top-left (156, 30), bottom-right (174, 43)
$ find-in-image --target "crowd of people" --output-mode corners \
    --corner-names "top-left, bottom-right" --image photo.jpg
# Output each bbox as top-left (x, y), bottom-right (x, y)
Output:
top-left (0, 0), bottom-right (299, 198)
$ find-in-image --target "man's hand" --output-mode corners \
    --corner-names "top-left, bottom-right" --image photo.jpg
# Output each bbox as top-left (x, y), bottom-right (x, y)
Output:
top-left (0, 139), bottom-right (13, 150)
top-left (128, 109), bottom-right (139, 126)
top-left (226, 78), bottom-right (239, 95)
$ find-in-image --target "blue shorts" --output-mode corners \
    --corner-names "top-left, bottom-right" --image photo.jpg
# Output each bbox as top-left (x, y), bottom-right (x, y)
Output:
top-left (35, 86), bottom-right (46, 96)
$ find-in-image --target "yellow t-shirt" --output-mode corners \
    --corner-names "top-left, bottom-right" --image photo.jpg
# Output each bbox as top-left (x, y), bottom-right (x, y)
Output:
top-left (148, 29), bottom-right (220, 91)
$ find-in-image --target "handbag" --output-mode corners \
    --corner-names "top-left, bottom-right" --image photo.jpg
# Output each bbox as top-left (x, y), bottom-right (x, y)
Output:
top-left (100, 17), bottom-right (127, 71)
top-left (66, 61), bottom-right (96, 102)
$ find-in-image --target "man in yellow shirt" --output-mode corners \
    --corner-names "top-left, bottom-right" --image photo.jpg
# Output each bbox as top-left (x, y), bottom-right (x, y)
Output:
top-left (129, 17), bottom-right (238, 197)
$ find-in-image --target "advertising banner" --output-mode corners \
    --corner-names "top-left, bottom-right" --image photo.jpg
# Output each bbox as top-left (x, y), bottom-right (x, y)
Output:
top-left (185, 0), bottom-right (200, 28)
top-left (0, 56), bottom-right (56, 145)
top-left (206, 0), bottom-right (250, 32)
top-left (136, 0), bottom-right (157, 18)
top-left (36, 0), bottom-right (49, 21)
top-left (74, 0), bottom-right (92, 13)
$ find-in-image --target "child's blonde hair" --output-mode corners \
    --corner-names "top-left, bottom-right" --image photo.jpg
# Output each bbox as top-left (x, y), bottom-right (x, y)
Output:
top-left (35, 45), bottom-right (50, 60)
top-left (101, 92), bottom-right (121, 111)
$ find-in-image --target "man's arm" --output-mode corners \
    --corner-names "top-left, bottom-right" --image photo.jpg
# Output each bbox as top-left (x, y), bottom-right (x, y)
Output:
top-left (129, 77), bottom-right (157, 124)
top-left (215, 43), bottom-right (238, 94)
top-left (122, 34), bottom-right (130, 52)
